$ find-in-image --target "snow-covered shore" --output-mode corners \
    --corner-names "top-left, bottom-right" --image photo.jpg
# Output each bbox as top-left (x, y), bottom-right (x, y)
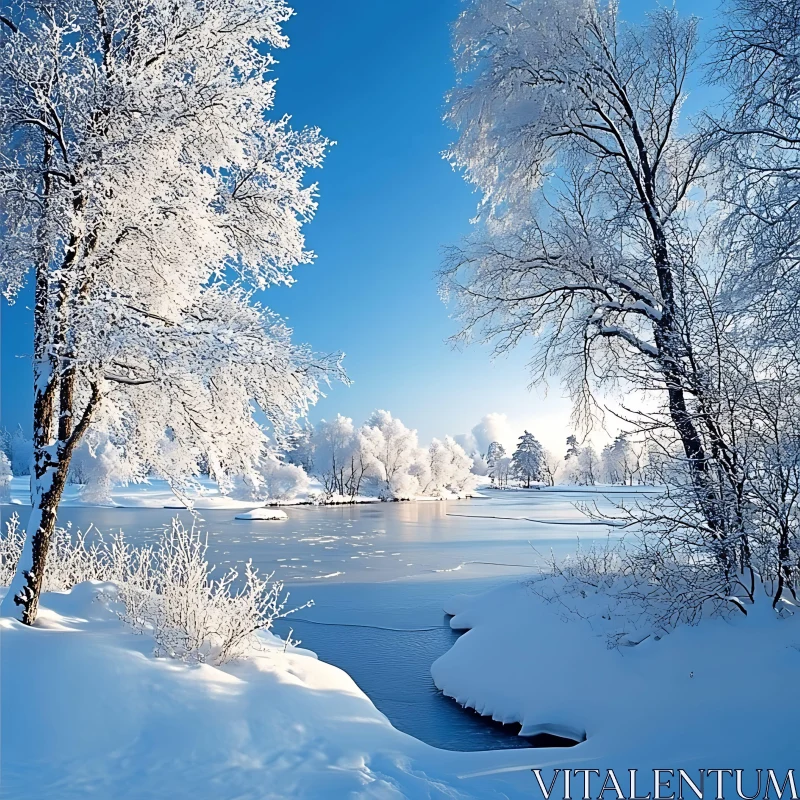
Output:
top-left (6, 577), bottom-right (798, 799)
top-left (432, 578), bottom-right (800, 774)
top-left (0, 584), bottom-right (543, 799)
top-left (0, 583), bottom-right (588, 800)
top-left (2, 476), bottom-right (487, 512)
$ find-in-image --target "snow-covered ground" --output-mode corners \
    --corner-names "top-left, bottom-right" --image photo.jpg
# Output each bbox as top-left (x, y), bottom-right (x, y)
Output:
top-left (3, 476), bottom-right (488, 510)
top-left (4, 475), bottom-right (260, 510)
top-left (0, 583), bottom-right (543, 799)
top-left (432, 578), bottom-right (800, 774)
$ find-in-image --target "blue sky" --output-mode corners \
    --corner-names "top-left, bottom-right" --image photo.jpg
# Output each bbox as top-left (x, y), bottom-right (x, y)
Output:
top-left (0, 0), bottom-right (719, 455)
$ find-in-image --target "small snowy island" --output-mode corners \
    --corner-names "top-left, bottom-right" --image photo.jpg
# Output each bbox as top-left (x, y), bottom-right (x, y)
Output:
top-left (235, 507), bottom-right (289, 521)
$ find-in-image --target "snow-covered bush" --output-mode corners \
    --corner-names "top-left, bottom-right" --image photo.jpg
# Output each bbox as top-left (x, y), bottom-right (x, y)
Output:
top-left (0, 513), bottom-right (23, 586)
top-left (256, 458), bottom-right (310, 502)
top-left (359, 410), bottom-right (422, 499)
top-left (0, 513), bottom-right (108, 592)
top-left (0, 516), bottom-right (304, 664)
top-left (531, 533), bottom-right (768, 646)
top-left (0, 452), bottom-right (12, 502)
top-left (117, 519), bottom-right (308, 663)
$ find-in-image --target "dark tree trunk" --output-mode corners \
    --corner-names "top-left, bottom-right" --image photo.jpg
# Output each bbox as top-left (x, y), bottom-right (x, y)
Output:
top-left (10, 382), bottom-right (100, 624)
top-left (16, 463), bottom-right (70, 624)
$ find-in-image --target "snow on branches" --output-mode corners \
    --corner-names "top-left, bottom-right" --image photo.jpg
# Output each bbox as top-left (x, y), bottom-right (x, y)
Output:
top-left (442, 0), bottom-right (800, 608)
top-left (0, 0), bottom-right (341, 622)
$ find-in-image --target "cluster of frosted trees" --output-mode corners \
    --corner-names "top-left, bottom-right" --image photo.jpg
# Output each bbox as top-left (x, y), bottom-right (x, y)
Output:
top-left (286, 410), bottom-right (476, 501)
top-left (483, 431), bottom-right (646, 488)
top-left (444, 0), bottom-right (800, 608)
top-left (0, 411), bottom-right (477, 503)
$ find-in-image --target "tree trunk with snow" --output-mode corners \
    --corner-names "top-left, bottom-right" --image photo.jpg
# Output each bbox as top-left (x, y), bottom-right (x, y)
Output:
top-left (0, 0), bottom-right (341, 623)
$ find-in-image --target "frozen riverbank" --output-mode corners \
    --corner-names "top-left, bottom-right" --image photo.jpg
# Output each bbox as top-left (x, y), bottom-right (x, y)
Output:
top-left (2, 476), bottom-right (489, 512)
top-left (0, 584), bottom-right (511, 798)
top-left (432, 578), bottom-right (800, 773)
top-left (0, 488), bottom-right (633, 758)
top-left (4, 487), bottom-right (794, 798)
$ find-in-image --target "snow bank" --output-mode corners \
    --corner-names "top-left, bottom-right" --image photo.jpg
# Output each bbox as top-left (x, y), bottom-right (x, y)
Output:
top-left (235, 508), bottom-right (289, 521)
top-left (3, 476), bottom-right (261, 510)
top-left (0, 584), bottom-right (537, 799)
top-left (432, 579), bottom-right (800, 773)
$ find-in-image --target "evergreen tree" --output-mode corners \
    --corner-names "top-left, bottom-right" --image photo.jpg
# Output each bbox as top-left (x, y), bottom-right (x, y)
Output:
top-left (485, 441), bottom-right (506, 486)
top-left (512, 431), bottom-right (543, 488)
top-left (565, 435), bottom-right (581, 462)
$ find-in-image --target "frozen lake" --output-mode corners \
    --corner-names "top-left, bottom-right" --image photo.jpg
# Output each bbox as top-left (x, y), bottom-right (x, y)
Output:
top-left (3, 487), bottom-right (653, 751)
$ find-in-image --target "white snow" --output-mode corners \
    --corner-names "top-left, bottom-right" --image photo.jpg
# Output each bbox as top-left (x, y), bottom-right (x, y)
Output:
top-left (235, 508), bottom-right (289, 521)
top-left (0, 583), bottom-right (536, 798)
top-left (3, 476), bottom-right (260, 510)
top-left (432, 578), bottom-right (800, 773)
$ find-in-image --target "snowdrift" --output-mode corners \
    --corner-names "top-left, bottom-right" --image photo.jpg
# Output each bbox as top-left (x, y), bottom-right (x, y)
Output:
top-left (0, 584), bottom-right (541, 798)
top-left (432, 579), bottom-right (800, 775)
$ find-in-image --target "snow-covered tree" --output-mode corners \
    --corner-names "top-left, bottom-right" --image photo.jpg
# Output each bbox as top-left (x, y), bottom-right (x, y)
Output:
top-left (0, 452), bottom-right (12, 502)
top-left (5, 428), bottom-right (32, 478)
top-left (563, 442), bottom-right (598, 485)
top-left (540, 449), bottom-right (560, 487)
top-left (440, 0), bottom-right (800, 610)
top-left (309, 415), bottom-right (367, 499)
top-left (419, 436), bottom-right (475, 496)
top-left (565, 436), bottom-right (580, 463)
top-left (359, 410), bottom-right (421, 499)
top-left (713, 0), bottom-right (800, 343)
top-left (511, 431), bottom-right (543, 488)
top-left (563, 435), bottom-right (581, 484)
top-left (601, 434), bottom-right (639, 485)
top-left (486, 441), bottom-right (506, 486)
top-left (0, 0), bottom-right (341, 623)
top-left (493, 455), bottom-right (513, 488)
top-left (441, 0), bottom-right (734, 532)
top-left (70, 434), bottom-right (133, 504)
top-left (284, 425), bottom-right (315, 474)
top-left (577, 446), bottom-right (598, 486)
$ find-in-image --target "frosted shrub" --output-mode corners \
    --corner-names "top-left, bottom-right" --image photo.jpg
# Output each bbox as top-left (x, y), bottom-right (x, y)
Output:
top-left (0, 515), bottom-right (305, 664)
top-left (257, 458), bottom-right (310, 502)
top-left (0, 513), bottom-right (23, 586)
top-left (532, 528), bottom-right (765, 647)
top-left (44, 525), bottom-right (105, 592)
top-left (116, 519), bottom-right (308, 663)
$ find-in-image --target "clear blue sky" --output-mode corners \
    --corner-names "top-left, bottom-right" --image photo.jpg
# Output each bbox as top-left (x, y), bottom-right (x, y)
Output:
top-left (0, 0), bottom-right (719, 454)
